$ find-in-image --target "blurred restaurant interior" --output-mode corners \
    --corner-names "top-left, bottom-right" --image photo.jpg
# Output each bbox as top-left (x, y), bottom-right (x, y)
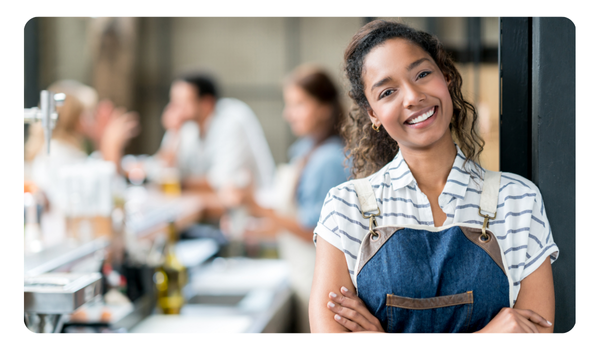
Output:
top-left (23, 17), bottom-right (501, 333)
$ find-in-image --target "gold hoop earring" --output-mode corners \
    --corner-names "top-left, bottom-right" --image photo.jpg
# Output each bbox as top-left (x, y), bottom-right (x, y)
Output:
top-left (372, 123), bottom-right (380, 132)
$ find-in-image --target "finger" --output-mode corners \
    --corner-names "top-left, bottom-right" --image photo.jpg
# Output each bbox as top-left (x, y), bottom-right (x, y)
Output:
top-left (340, 286), bottom-right (356, 297)
top-left (333, 288), bottom-right (363, 308)
top-left (111, 107), bottom-right (127, 120)
top-left (511, 310), bottom-right (539, 333)
top-left (124, 111), bottom-right (140, 122)
top-left (514, 309), bottom-right (553, 327)
top-left (129, 125), bottom-right (142, 138)
top-left (329, 291), bottom-right (365, 316)
top-left (517, 317), bottom-right (539, 333)
top-left (327, 299), bottom-right (373, 331)
top-left (337, 288), bottom-right (381, 327)
top-left (338, 287), bottom-right (370, 315)
top-left (331, 312), bottom-right (364, 332)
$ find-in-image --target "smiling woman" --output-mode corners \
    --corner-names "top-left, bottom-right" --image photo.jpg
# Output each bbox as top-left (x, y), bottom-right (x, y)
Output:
top-left (342, 21), bottom-right (484, 180)
top-left (309, 20), bottom-right (559, 333)
top-left (363, 38), bottom-right (455, 155)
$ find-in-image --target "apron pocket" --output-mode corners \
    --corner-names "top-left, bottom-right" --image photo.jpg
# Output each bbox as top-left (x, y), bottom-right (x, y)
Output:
top-left (386, 291), bottom-right (474, 333)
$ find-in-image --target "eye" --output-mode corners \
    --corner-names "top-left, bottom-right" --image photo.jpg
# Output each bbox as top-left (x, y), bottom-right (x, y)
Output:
top-left (418, 71), bottom-right (431, 79)
top-left (378, 89), bottom-right (394, 100)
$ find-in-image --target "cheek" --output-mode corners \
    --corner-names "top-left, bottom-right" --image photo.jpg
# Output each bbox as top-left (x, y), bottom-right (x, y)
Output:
top-left (442, 91), bottom-right (454, 120)
top-left (375, 104), bottom-right (401, 127)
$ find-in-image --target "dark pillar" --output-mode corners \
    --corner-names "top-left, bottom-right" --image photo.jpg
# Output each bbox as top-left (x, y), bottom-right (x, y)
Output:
top-left (499, 17), bottom-right (575, 333)
top-left (531, 17), bottom-right (575, 333)
top-left (499, 17), bottom-right (531, 179)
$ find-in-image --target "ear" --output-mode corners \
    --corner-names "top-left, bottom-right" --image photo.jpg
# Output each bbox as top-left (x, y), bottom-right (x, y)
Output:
top-left (199, 95), bottom-right (216, 112)
top-left (444, 73), bottom-right (452, 86)
top-left (367, 108), bottom-right (381, 128)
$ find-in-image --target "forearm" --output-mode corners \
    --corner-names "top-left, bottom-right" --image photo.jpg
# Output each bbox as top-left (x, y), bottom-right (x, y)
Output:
top-left (513, 257), bottom-right (555, 333)
top-left (259, 208), bottom-right (315, 243)
top-left (310, 236), bottom-right (356, 332)
top-left (182, 176), bottom-right (214, 193)
top-left (99, 143), bottom-right (124, 174)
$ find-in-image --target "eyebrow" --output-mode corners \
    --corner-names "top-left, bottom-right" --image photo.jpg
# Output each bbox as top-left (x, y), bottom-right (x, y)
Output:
top-left (370, 57), bottom-right (434, 93)
top-left (407, 57), bottom-right (432, 71)
top-left (370, 77), bottom-right (392, 93)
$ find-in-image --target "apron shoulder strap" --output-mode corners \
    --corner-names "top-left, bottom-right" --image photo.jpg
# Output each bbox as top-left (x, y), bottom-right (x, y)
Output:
top-left (350, 178), bottom-right (379, 215)
top-left (480, 170), bottom-right (502, 215)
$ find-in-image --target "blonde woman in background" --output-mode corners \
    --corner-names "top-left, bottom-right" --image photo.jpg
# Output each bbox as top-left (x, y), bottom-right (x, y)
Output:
top-left (25, 80), bottom-right (140, 208)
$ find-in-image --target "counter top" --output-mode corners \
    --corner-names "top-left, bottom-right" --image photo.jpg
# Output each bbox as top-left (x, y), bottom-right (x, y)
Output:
top-left (24, 188), bottom-right (206, 276)
top-left (24, 237), bottom-right (109, 277)
top-left (129, 258), bottom-right (293, 333)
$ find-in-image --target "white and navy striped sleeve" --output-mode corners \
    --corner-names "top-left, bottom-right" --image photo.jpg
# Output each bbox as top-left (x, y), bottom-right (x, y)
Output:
top-left (519, 184), bottom-right (559, 281)
top-left (495, 173), bottom-right (559, 294)
top-left (314, 189), bottom-right (344, 251)
top-left (314, 182), bottom-right (369, 280)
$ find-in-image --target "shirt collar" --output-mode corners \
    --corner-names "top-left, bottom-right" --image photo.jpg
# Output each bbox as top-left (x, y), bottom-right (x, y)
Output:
top-left (387, 149), bottom-right (415, 191)
top-left (388, 144), bottom-right (479, 199)
top-left (440, 145), bottom-right (474, 201)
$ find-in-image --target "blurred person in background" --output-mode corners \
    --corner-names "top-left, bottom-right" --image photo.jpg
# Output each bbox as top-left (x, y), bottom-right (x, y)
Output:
top-left (24, 80), bottom-right (140, 208)
top-left (154, 72), bottom-right (276, 219)
top-left (154, 93), bottom-right (194, 169)
top-left (232, 65), bottom-right (351, 332)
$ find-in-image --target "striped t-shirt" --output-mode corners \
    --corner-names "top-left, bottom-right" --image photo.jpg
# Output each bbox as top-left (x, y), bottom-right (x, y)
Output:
top-left (314, 145), bottom-right (559, 305)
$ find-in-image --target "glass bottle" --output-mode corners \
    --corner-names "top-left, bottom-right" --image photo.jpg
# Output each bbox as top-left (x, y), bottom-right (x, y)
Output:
top-left (154, 221), bottom-right (187, 314)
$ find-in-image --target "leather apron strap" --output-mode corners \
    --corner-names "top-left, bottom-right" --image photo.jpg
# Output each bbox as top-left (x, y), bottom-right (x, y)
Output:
top-left (353, 170), bottom-right (502, 217)
top-left (351, 178), bottom-right (379, 215)
top-left (479, 170), bottom-right (501, 215)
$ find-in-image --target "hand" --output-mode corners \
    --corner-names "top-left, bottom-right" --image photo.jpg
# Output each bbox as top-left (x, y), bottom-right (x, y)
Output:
top-left (82, 99), bottom-right (117, 146)
top-left (477, 307), bottom-right (553, 333)
top-left (218, 184), bottom-right (248, 209)
top-left (101, 110), bottom-right (141, 149)
top-left (98, 108), bottom-right (140, 172)
top-left (326, 286), bottom-right (385, 333)
top-left (243, 217), bottom-right (278, 241)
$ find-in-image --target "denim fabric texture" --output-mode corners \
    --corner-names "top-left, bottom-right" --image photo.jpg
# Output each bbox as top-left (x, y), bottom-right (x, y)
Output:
top-left (356, 225), bottom-right (510, 333)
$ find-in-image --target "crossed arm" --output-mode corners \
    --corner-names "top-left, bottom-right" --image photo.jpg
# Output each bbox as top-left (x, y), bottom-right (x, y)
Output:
top-left (309, 236), bottom-right (555, 333)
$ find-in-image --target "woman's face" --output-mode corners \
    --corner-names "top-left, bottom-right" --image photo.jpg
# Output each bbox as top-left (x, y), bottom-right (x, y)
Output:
top-left (283, 84), bottom-right (331, 138)
top-left (362, 38), bottom-right (454, 151)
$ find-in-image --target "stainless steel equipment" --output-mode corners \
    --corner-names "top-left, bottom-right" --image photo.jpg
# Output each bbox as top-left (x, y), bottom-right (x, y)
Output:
top-left (24, 272), bottom-right (103, 333)
top-left (24, 90), bottom-right (65, 154)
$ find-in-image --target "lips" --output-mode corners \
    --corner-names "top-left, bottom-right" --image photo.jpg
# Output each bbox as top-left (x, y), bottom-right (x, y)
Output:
top-left (405, 106), bottom-right (436, 125)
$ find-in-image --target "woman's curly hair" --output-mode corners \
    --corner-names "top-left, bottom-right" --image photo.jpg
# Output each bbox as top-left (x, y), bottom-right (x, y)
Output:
top-left (341, 20), bottom-right (484, 179)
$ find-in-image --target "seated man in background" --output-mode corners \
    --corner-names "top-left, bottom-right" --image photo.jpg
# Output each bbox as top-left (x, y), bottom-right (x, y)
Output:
top-left (155, 72), bottom-right (276, 220)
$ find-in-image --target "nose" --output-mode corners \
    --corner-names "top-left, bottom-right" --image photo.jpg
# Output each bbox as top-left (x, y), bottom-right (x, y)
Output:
top-left (402, 83), bottom-right (426, 109)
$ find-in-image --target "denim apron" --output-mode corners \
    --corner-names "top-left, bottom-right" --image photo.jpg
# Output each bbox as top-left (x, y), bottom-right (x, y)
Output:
top-left (351, 171), bottom-right (512, 333)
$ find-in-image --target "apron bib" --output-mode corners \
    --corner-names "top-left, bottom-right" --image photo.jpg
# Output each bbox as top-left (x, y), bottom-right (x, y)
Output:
top-left (351, 171), bottom-right (512, 333)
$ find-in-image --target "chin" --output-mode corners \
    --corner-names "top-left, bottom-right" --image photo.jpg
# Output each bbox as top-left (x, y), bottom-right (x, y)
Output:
top-left (400, 130), bottom-right (453, 150)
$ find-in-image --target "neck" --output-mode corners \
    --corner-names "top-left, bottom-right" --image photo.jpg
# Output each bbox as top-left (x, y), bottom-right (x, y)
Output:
top-left (400, 133), bottom-right (457, 192)
top-left (196, 109), bottom-right (214, 137)
top-left (309, 129), bottom-right (332, 148)
top-left (308, 119), bottom-right (335, 147)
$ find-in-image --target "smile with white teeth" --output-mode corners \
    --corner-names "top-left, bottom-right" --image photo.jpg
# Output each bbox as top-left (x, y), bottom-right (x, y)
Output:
top-left (407, 107), bottom-right (435, 125)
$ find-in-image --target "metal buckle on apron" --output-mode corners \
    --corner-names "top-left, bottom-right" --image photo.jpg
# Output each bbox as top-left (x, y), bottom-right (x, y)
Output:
top-left (477, 208), bottom-right (496, 243)
top-left (362, 208), bottom-right (380, 240)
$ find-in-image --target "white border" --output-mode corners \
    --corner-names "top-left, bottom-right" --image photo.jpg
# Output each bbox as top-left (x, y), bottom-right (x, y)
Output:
top-left (3, 1), bottom-right (595, 349)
